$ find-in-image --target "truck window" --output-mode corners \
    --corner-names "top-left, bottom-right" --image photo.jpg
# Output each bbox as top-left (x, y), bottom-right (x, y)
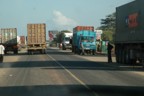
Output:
top-left (81, 36), bottom-right (94, 42)
top-left (65, 37), bottom-right (70, 41)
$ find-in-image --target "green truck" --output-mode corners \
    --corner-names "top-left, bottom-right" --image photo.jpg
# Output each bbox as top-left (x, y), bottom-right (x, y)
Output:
top-left (115, 0), bottom-right (144, 64)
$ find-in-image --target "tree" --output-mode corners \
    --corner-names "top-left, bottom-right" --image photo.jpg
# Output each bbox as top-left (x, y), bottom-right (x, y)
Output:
top-left (99, 12), bottom-right (116, 43)
top-left (100, 12), bottom-right (116, 31)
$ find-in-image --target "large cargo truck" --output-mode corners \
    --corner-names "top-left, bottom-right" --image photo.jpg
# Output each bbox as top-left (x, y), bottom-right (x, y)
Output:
top-left (115, 0), bottom-right (144, 64)
top-left (27, 23), bottom-right (46, 54)
top-left (62, 32), bottom-right (73, 50)
top-left (0, 28), bottom-right (18, 54)
top-left (72, 30), bottom-right (96, 55)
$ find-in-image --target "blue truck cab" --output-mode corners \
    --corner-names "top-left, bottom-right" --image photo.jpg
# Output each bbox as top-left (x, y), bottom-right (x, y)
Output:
top-left (72, 30), bottom-right (96, 55)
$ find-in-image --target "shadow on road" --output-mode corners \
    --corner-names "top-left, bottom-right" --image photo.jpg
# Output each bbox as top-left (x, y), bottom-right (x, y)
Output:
top-left (0, 85), bottom-right (143, 96)
top-left (0, 60), bottom-right (143, 72)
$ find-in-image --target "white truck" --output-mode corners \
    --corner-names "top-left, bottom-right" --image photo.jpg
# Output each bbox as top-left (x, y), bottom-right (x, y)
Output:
top-left (62, 33), bottom-right (73, 50)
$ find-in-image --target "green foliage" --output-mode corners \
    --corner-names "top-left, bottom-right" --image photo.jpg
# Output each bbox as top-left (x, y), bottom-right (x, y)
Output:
top-left (101, 31), bottom-right (114, 43)
top-left (100, 12), bottom-right (116, 30)
top-left (99, 12), bottom-right (116, 43)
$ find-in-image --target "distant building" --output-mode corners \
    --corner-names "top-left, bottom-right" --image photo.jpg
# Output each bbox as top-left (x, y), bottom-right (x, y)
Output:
top-left (95, 30), bottom-right (103, 40)
top-left (48, 30), bottom-right (59, 41)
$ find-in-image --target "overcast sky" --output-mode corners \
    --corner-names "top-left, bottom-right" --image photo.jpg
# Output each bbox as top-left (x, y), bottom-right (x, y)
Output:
top-left (0, 0), bottom-right (133, 36)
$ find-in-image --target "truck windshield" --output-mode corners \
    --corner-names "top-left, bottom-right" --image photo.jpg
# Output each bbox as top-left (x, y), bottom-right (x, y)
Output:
top-left (65, 37), bottom-right (70, 41)
top-left (81, 36), bottom-right (94, 42)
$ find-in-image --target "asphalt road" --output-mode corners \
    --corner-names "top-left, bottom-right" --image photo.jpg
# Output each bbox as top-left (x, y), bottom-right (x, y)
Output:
top-left (0, 48), bottom-right (144, 96)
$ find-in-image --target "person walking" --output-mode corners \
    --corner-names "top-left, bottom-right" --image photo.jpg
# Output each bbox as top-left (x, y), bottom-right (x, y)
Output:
top-left (80, 42), bottom-right (85, 55)
top-left (107, 42), bottom-right (113, 63)
top-left (0, 44), bottom-right (5, 63)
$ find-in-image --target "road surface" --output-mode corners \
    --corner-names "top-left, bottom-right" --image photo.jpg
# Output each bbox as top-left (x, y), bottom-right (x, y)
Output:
top-left (0, 47), bottom-right (144, 96)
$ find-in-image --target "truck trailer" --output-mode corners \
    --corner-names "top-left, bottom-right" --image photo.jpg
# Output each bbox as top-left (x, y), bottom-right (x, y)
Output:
top-left (115, 0), bottom-right (144, 64)
top-left (0, 28), bottom-right (18, 54)
top-left (27, 23), bottom-right (46, 54)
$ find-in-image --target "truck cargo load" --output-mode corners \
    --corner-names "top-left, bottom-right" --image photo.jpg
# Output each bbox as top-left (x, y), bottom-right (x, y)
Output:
top-left (0, 28), bottom-right (18, 54)
top-left (27, 23), bottom-right (46, 54)
top-left (115, 0), bottom-right (144, 64)
top-left (73, 26), bottom-right (94, 33)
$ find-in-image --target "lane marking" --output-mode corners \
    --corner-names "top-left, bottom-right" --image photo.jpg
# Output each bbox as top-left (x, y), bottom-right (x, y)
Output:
top-left (47, 54), bottom-right (99, 96)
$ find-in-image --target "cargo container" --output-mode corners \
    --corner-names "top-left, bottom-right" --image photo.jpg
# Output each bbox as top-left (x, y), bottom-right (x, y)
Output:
top-left (72, 30), bottom-right (96, 55)
top-left (73, 26), bottom-right (94, 33)
top-left (115, 0), bottom-right (144, 64)
top-left (0, 28), bottom-right (18, 54)
top-left (27, 23), bottom-right (46, 54)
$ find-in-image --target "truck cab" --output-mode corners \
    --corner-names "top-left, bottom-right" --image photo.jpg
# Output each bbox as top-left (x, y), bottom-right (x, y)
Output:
top-left (72, 30), bottom-right (96, 55)
top-left (62, 33), bottom-right (73, 50)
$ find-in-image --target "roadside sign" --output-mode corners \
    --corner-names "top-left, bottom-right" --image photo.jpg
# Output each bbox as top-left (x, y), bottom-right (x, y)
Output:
top-left (95, 30), bottom-right (103, 34)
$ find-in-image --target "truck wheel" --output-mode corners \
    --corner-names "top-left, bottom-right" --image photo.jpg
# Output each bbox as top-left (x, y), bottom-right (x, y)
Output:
top-left (92, 50), bottom-right (96, 55)
top-left (78, 49), bottom-right (81, 55)
top-left (28, 51), bottom-right (30, 55)
top-left (31, 51), bottom-right (34, 55)
top-left (116, 48), bottom-right (120, 63)
top-left (119, 49), bottom-right (123, 63)
top-left (4, 51), bottom-right (7, 54)
top-left (116, 47), bottom-right (123, 64)
top-left (62, 46), bottom-right (64, 50)
top-left (121, 50), bottom-right (126, 64)
top-left (41, 49), bottom-right (46, 54)
top-left (14, 50), bottom-right (18, 54)
top-left (74, 47), bottom-right (76, 54)
top-left (125, 49), bottom-right (130, 64)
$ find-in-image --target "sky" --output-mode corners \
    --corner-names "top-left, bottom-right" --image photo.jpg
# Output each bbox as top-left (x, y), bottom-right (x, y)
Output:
top-left (0, 0), bottom-right (134, 37)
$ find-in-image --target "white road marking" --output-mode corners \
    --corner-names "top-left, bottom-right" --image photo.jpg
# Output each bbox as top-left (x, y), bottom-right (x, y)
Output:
top-left (47, 54), bottom-right (99, 96)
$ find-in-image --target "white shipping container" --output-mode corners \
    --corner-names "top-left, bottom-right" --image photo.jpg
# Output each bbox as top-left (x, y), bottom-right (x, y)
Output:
top-left (0, 28), bottom-right (17, 44)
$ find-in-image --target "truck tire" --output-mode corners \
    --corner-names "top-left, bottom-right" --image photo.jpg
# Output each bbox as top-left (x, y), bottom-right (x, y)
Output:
top-left (74, 47), bottom-right (76, 54)
top-left (119, 48), bottom-right (123, 63)
top-left (4, 50), bottom-right (7, 54)
top-left (14, 50), bottom-right (18, 54)
top-left (62, 45), bottom-right (65, 50)
top-left (116, 47), bottom-right (123, 64)
top-left (78, 49), bottom-right (81, 55)
top-left (121, 49), bottom-right (126, 64)
top-left (125, 49), bottom-right (131, 64)
top-left (116, 48), bottom-right (120, 63)
top-left (31, 51), bottom-right (34, 55)
top-left (41, 49), bottom-right (46, 54)
top-left (28, 51), bottom-right (33, 55)
top-left (92, 50), bottom-right (96, 55)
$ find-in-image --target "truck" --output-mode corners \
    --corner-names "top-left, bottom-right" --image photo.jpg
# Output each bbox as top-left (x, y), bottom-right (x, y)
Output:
top-left (72, 28), bottom-right (96, 55)
top-left (27, 23), bottom-right (46, 54)
top-left (115, 0), bottom-right (144, 64)
top-left (0, 28), bottom-right (18, 54)
top-left (62, 32), bottom-right (73, 50)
